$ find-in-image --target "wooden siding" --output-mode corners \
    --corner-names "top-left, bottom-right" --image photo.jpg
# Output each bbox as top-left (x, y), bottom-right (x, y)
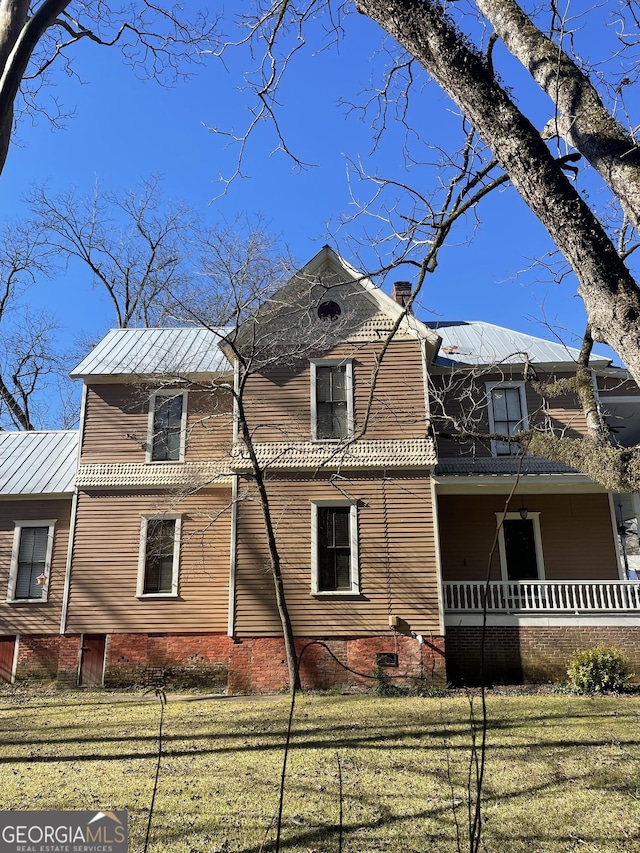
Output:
top-left (66, 490), bottom-right (232, 633)
top-left (438, 493), bottom-right (618, 582)
top-left (242, 341), bottom-right (427, 443)
top-left (431, 371), bottom-right (589, 458)
top-left (234, 472), bottom-right (440, 637)
top-left (80, 384), bottom-right (233, 464)
top-left (0, 498), bottom-right (71, 634)
top-left (598, 377), bottom-right (640, 396)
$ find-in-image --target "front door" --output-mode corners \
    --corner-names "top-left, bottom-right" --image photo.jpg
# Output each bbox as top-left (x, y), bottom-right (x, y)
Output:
top-left (79, 635), bottom-right (105, 686)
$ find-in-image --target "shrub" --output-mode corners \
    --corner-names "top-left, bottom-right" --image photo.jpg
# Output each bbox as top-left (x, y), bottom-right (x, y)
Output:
top-left (566, 646), bottom-right (632, 694)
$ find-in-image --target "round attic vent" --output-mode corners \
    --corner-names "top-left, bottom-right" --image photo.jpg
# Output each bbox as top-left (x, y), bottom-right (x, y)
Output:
top-left (317, 300), bottom-right (342, 321)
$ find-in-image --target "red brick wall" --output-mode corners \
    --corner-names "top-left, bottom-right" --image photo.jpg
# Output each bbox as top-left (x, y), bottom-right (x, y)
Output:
top-left (446, 625), bottom-right (640, 685)
top-left (105, 632), bottom-right (230, 689)
top-left (13, 630), bottom-right (447, 692)
top-left (17, 635), bottom-right (62, 682)
top-left (228, 634), bottom-right (446, 693)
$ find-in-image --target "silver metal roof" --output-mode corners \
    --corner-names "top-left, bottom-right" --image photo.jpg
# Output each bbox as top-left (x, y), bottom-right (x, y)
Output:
top-left (70, 328), bottom-right (231, 378)
top-left (429, 321), bottom-right (611, 368)
top-left (0, 431), bottom-right (78, 495)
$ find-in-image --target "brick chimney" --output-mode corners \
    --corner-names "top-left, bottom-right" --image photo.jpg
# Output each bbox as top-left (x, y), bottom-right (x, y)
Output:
top-left (392, 281), bottom-right (412, 310)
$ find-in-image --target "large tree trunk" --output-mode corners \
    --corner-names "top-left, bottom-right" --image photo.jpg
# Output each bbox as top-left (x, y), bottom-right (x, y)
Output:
top-left (356, 0), bottom-right (640, 384)
top-left (476, 0), bottom-right (640, 233)
top-left (0, 0), bottom-right (71, 176)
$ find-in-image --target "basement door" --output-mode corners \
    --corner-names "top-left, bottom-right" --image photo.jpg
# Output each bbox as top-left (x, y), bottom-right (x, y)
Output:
top-left (79, 635), bottom-right (106, 686)
top-left (0, 636), bottom-right (15, 682)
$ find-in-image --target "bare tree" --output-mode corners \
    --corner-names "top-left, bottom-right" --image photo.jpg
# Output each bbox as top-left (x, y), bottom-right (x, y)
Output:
top-left (0, 0), bottom-right (217, 180)
top-left (217, 1), bottom-right (640, 490)
top-left (0, 217), bottom-right (72, 429)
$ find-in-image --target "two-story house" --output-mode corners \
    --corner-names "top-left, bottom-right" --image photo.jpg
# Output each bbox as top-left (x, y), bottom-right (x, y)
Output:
top-left (0, 246), bottom-right (638, 690)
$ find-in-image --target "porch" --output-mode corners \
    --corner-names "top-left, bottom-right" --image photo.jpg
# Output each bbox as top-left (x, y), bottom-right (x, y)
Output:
top-left (444, 580), bottom-right (640, 614)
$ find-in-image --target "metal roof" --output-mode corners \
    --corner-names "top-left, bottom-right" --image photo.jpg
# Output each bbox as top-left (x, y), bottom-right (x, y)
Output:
top-left (70, 328), bottom-right (231, 379)
top-left (0, 431), bottom-right (78, 495)
top-left (428, 321), bottom-right (611, 368)
top-left (434, 456), bottom-right (579, 476)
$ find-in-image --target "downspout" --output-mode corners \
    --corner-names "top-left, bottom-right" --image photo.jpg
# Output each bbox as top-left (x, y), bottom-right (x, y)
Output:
top-left (227, 357), bottom-right (240, 637)
top-left (60, 383), bottom-right (87, 634)
top-left (227, 473), bottom-right (238, 638)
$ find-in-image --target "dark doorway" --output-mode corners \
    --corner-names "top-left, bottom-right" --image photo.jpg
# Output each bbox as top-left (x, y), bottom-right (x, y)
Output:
top-left (503, 519), bottom-right (539, 580)
top-left (0, 636), bottom-right (15, 682)
top-left (79, 635), bottom-right (106, 686)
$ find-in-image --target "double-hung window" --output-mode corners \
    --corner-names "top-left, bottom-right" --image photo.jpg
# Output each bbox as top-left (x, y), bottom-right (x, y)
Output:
top-left (311, 361), bottom-right (353, 441)
top-left (486, 382), bottom-right (528, 456)
top-left (311, 502), bottom-right (359, 594)
top-left (7, 521), bottom-right (55, 602)
top-left (137, 515), bottom-right (181, 597)
top-left (147, 390), bottom-right (187, 462)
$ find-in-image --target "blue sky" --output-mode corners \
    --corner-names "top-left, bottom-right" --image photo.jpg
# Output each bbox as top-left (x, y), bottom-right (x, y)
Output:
top-left (0, 2), bottom-right (625, 393)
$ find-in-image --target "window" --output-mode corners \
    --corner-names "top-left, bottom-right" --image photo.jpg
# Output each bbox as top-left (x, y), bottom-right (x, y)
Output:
top-left (7, 521), bottom-right (55, 602)
top-left (311, 502), bottom-right (359, 594)
top-left (311, 360), bottom-right (353, 441)
top-left (137, 516), bottom-right (181, 597)
top-left (147, 390), bottom-right (187, 462)
top-left (496, 512), bottom-right (545, 581)
top-left (486, 382), bottom-right (528, 456)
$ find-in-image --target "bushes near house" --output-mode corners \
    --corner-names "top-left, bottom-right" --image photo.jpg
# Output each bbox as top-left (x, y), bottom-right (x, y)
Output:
top-left (567, 645), bottom-right (632, 693)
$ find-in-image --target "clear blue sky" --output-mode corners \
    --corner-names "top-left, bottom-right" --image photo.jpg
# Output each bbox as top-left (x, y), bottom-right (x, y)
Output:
top-left (0, 4), bottom-right (624, 378)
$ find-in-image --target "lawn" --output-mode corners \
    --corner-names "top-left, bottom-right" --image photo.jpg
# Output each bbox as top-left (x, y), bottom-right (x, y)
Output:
top-left (0, 688), bottom-right (638, 852)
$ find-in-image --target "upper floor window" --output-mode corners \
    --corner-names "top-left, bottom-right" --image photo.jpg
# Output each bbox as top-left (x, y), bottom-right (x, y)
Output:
top-left (486, 382), bottom-right (528, 456)
top-left (311, 502), bottom-right (359, 595)
top-left (311, 360), bottom-right (353, 441)
top-left (7, 521), bottom-right (55, 603)
top-left (137, 515), bottom-right (181, 597)
top-left (147, 390), bottom-right (187, 462)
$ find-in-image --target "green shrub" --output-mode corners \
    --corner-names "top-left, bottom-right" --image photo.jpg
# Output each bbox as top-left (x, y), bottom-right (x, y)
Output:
top-left (566, 646), bottom-right (632, 694)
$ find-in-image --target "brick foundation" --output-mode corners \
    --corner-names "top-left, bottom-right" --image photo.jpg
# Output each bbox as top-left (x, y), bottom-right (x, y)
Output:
top-left (105, 633), bottom-right (230, 689)
top-left (446, 625), bottom-right (640, 685)
top-left (16, 635), bottom-right (62, 682)
top-left (228, 634), bottom-right (447, 693)
top-left (9, 631), bottom-right (448, 692)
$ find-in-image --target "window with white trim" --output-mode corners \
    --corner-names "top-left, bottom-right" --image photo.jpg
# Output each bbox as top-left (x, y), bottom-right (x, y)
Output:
top-left (147, 390), bottom-right (187, 462)
top-left (486, 382), bottom-right (528, 456)
top-left (311, 502), bottom-right (359, 594)
top-left (496, 512), bottom-right (545, 581)
top-left (137, 515), bottom-right (181, 597)
top-left (311, 361), bottom-right (353, 441)
top-left (7, 521), bottom-right (55, 602)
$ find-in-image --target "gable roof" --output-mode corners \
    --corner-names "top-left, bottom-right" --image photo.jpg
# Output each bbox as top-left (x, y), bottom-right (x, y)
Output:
top-left (70, 328), bottom-right (231, 380)
top-left (226, 246), bottom-right (442, 362)
top-left (0, 431), bottom-right (78, 495)
top-left (428, 320), bottom-right (612, 369)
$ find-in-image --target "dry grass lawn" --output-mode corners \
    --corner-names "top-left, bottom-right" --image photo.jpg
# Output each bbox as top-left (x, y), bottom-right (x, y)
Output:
top-left (0, 688), bottom-right (638, 852)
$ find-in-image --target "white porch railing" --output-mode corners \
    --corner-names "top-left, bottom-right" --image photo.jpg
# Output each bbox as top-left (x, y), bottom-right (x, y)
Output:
top-left (444, 580), bottom-right (640, 613)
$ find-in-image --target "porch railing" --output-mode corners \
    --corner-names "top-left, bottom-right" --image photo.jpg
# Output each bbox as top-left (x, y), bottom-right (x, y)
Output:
top-left (443, 580), bottom-right (640, 613)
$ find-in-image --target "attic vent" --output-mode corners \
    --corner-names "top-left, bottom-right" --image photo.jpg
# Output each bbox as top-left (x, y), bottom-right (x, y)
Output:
top-left (317, 300), bottom-right (342, 321)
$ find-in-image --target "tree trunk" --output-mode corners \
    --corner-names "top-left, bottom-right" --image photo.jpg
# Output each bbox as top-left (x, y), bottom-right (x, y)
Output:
top-left (476, 0), bottom-right (640, 233)
top-left (357, 0), bottom-right (640, 384)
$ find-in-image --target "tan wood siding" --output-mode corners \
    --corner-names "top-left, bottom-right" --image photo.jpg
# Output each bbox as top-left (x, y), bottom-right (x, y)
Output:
top-left (66, 489), bottom-right (232, 633)
top-left (0, 498), bottom-right (71, 634)
top-left (243, 341), bottom-right (427, 443)
top-left (80, 384), bottom-right (233, 464)
top-left (234, 472), bottom-right (439, 637)
top-left (598, 377), bottom-right (640, 396)
top-left (438, 493), bottom-right (618, 581)
top-left (431, 371), bottom-right (589, 458)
